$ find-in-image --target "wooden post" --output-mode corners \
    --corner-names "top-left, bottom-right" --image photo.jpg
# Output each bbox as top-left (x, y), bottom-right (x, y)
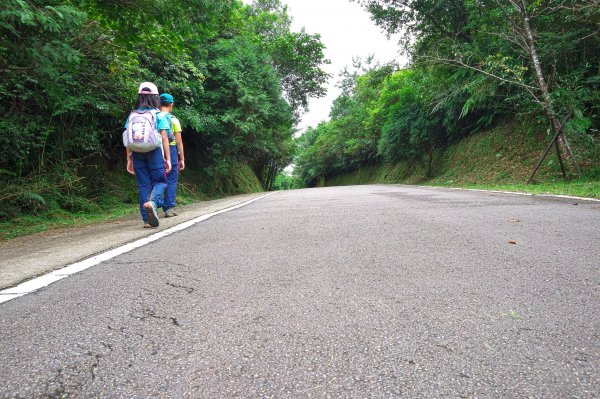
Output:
top-left (554, 137), bottom-right (567, 178)
top-left (527, 133), bottom-right (559, 185)
top-left (559, 131), bottom-right (583, 177)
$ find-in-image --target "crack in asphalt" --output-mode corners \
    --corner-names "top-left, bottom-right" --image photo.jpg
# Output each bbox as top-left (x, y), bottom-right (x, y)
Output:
top-left (129, 307), bottom-right (181, 328)
top-left (166, 281), bottom-right (195, 294)
top-left (88, 352), bottom-right (101, 382)
top-left (1, 186), bottom-right (598, 398)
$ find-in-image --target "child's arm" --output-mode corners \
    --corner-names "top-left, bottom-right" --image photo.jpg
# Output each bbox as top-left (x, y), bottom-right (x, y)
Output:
top-left (126, 148), bottom-right (135, 175)
top-left (175, 131), bottom-right (185, 171)
top-left (171, 116), bottom-right (185, 171)
top-left (125, 115), bottom-right (135, 175)
top-left (160, 130), bottom-right (172, 174)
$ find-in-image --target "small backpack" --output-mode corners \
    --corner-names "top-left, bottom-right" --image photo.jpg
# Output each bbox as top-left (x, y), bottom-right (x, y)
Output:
top-left (123, 110), bottom-right (162, 153)
top-left (158, 111), bottom-right (175, 142)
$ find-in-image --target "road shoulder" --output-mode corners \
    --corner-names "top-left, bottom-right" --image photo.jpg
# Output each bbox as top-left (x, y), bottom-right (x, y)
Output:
top-left (419, 184), bottom-right (600, 203)
top-left (0, 193), bottom-right (265, 289)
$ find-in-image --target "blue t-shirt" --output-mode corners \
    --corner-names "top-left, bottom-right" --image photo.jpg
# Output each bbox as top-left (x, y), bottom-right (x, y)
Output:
top-left (124, 108), bottom-right (170, 134)
top-left (157, 111), bottom-right (175, 141)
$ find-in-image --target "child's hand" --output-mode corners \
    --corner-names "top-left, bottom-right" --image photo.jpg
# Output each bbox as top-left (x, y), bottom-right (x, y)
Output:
top-left (127, 159), bottom-right (135, 175)
top-left (178, 159), bottom-right (185, 172)
top-left (165, 160), bottom-right (172, 174)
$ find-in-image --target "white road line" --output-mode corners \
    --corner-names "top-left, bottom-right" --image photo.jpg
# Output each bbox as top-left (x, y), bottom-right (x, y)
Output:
top-left (0, 193), bottom-right (274, 305)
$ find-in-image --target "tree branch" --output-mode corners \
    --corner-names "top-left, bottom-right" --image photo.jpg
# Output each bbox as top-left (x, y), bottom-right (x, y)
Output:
top-left (418, 54), bottom-right (540, 92)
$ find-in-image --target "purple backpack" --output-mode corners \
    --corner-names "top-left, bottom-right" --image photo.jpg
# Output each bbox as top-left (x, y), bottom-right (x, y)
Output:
top-left (123, 110), bottom-right (162, 153)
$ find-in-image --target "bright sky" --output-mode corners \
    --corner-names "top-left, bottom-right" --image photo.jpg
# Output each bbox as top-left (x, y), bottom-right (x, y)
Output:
top-left (243, 0), bottom-right (407, 132)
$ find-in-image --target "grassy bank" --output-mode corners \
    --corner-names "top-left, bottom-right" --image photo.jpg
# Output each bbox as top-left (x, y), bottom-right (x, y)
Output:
top-left (320, 122), bottom-right (600, 199)
top-left (1, 162), bottom-right (264, 241)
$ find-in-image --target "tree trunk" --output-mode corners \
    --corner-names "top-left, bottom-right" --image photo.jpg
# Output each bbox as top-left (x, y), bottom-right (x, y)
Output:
top-left (269, 160), bottom-right (279, 190)
top-left (426, 148), bottom-right (434, 178)
top-left (518, 0), bottom-right (582, 177)
top-left (263, 159), bottom-right (278, 191)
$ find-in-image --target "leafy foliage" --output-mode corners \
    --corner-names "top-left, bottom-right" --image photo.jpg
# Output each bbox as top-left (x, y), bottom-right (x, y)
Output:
top-left (0, 0), bottom-right (329, 218)
top-left (296, 0), bottom-right (600, 186)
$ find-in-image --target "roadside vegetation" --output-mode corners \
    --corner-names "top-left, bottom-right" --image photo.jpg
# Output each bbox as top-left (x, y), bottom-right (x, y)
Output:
top-left (0, 0), bottom-right (329, 232)
top-left (2, 1), bottom-right (599, 240)
top-left (317, 123), bottom-right (600, 199)
top-left (294, 1), bottom-right (600, 196)
top-left (0, 162), bottom-right (264, 240)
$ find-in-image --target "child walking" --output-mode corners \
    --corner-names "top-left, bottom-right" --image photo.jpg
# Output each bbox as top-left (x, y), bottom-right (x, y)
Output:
top-left (158, 93), bottom-right (185, 217)
top-left (124, 82), bottom-right (172, 228)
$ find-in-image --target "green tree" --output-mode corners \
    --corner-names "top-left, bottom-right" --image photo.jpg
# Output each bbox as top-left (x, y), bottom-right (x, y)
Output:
top-left (376, 70), bottom-right (444, 176)
top-left (356, 0), bottom-right (600, 178)
top-left (0, 0), bottom-right (329, 217)
top-left (198, 35), bottom-right (294, 187)
top-left (246, 0), bottom-right (331, 120)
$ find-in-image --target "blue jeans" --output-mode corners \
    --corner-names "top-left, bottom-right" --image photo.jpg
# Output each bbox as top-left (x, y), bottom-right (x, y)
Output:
top-left (163, 145), bottom-right (179, 211)
top-left (132, 148), bottom-right (167, 222)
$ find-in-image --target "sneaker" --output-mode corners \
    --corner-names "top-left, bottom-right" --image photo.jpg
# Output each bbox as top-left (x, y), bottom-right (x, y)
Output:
top-left (143, 201), bottom-right (159, 227)
top-left (164, 208), bottom-right (178, 218)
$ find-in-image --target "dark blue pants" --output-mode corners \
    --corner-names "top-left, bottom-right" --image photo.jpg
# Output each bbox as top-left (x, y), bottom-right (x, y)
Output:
top-left (132, 148), bottom-right (167, 222)
top-left (163, 145), bottom-right (179, 211)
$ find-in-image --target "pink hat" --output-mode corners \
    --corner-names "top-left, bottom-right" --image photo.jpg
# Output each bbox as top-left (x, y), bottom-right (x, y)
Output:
top-left (138, 82), bottom-right (159, 95)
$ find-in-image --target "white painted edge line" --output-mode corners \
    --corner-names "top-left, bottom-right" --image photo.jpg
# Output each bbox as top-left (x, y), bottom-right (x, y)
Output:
top-left (0, 193), bottom-right (275, 305)
top-left (423, 185), bottom-right (600, 203)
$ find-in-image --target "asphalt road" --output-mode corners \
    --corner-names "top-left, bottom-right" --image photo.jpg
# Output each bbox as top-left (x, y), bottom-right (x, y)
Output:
top-left (1, 185), bottom-right (599, 398)
top-left (0, 193), bottom-right (264, 289)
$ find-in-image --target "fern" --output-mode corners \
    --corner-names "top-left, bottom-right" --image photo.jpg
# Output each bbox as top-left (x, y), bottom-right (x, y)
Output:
top-left (19, 191), bottom-right (46, 206)
top-left (0, 169), bottom-right (16, 176)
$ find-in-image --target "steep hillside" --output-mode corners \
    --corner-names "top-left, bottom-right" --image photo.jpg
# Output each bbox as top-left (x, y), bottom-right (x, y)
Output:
top-left (320, 121), bottom-right (600, 198)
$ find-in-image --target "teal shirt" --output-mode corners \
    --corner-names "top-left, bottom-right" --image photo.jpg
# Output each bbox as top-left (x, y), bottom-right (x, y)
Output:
top-left (157, 111), bottom-right (175, 141)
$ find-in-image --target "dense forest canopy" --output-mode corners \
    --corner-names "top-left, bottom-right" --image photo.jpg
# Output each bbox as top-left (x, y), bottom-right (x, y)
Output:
top-left (295, 0), bottom-right (600, 187)
top-left (0, 0), bottom-right (329, 216)
top-left (1, 0), bottom-right (599, 215)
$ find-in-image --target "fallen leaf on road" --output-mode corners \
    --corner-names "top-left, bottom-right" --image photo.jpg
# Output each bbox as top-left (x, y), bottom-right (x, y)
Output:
top-left (508, 240), bottom-right (517, 245)
top-left (508, 219), bottom-right (521, 223)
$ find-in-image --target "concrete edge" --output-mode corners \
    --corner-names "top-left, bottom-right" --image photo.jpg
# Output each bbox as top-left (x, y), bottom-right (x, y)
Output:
top-left (0, 192), bottom-right (275, 305)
